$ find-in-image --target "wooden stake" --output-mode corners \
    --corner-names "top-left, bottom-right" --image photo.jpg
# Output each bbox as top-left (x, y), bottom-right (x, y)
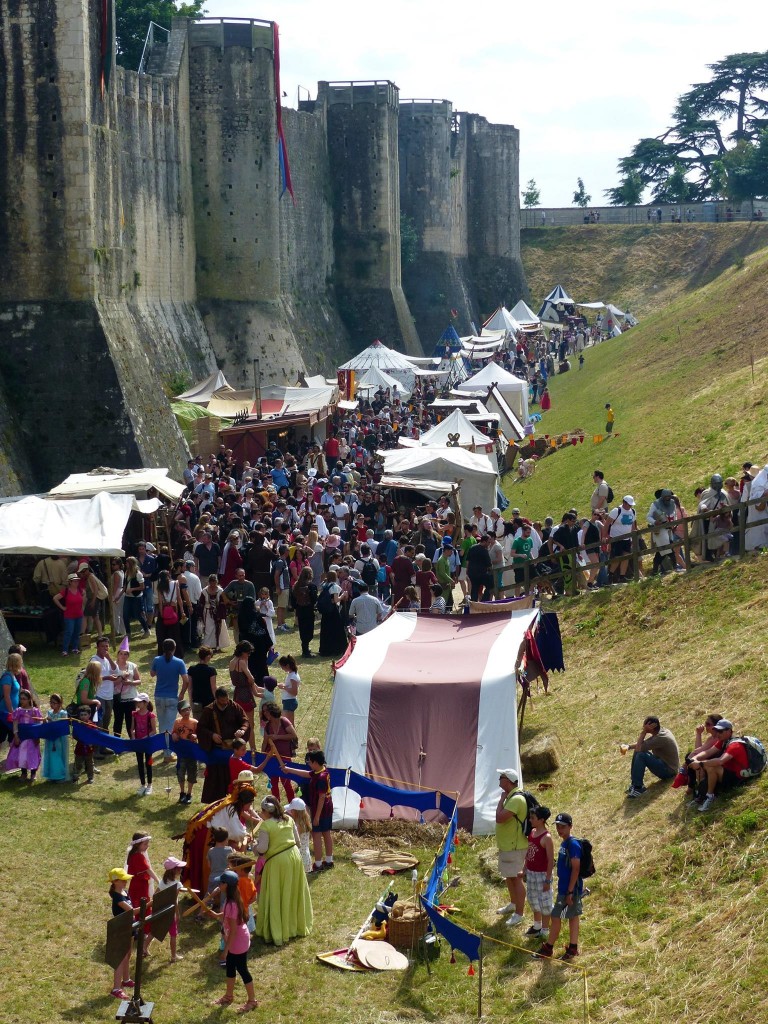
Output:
top-left (477, 937), bottom-right (483, 1021)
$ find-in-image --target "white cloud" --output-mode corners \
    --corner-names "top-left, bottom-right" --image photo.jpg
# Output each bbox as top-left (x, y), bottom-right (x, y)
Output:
top-left (200, 0), bottom-right (768, 205)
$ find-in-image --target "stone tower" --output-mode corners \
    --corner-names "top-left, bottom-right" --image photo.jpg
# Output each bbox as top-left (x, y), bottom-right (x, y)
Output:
top-left (318, 80), bottom-right (422, 355)
top-left (398, 99), bottom-right (476, 346)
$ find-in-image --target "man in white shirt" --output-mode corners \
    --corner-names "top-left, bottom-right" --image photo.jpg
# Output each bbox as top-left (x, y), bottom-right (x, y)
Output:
top-left (90, 635), bottom-right (119, 755)
top-left (332, 494), bottom-right (350, 538)
top-left (470, 505), bottom-right (492, 537)
top-left (488, 508), bottom-right (505, 539)
top-left (488, 535), bottom-right (506, 596)
top-left (349, 583), bottom-right (384, 635)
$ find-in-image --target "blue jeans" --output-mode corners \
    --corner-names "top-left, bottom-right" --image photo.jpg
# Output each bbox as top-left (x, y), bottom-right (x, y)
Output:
top-left (123, 595), bottom-right (148, 636)
top-left (155, 697), bottom-right (178, 738)
top-left (631, 750), bottom-right (676, 789)
top-left (142, 585), bottom-right (155, 618)
top-left (62, 616), bottom-right (83, 653)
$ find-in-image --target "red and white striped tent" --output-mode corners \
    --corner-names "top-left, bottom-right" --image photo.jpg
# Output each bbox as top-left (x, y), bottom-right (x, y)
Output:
top-left (325, 609), bottom-right (538, 834)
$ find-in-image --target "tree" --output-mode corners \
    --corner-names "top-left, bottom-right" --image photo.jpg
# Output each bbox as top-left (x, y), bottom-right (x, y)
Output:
top-left (572, 177), bottom-right (591, 208)
top-left (116, 0), bottom-right (207, 71)
top-left (610, 51), bottom-right (768, 201)
top-left (521, 178), bottom-right (541, 207)
top-left (604, 170), bottom-right (645, 206)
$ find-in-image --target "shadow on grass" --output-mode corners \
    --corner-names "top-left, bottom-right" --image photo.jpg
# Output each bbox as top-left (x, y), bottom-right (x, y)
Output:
top-left (620, 778), bottom-right (671, 818)
top-left (393, 962), bottom-right (441, 1021)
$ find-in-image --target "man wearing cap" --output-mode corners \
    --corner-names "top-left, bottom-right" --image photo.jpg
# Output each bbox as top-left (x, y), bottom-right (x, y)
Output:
top-left (434, 539), bottom-right (458, 610)
top-left (605, 495), bottom-right (636, 582)
top-left (696, 720), bottom-right (750, 812)
top-left (535, 812), bottom-right (582, 961)
top-left (495, 768), bottom-right (528, 927)
top-left (626, 715), bottom-right (679, 798)
top-left (488, 508), bottom-right (505, 540)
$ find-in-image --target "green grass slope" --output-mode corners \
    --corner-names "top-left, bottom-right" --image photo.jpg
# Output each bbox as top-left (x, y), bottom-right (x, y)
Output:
top-left (1, 560), bottom-right (766, 1023)
top-left (521, 222), bottom-right (768, 316)
top-left (505, 239), bottom-right (768, 522)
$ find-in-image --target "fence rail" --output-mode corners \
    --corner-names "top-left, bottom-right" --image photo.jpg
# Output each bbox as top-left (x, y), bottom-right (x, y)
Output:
top-left (494, 493), bottom-right (768, 600)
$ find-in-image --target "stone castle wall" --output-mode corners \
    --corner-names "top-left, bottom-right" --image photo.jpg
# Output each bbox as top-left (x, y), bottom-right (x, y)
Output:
top-left (0, 4), bottom-right (523, 493)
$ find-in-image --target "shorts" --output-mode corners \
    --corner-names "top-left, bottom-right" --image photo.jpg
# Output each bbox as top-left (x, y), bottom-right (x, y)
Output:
top-left (552, 893), bottom-right (583, 919)
top-left (276, 589), bottom-right (290, 610)
top-left (526, 871), bottom-right (554, 915)
top-left (497, 849), bottom-right (526, 877)
top-left (610, 538), bottom-right (632, 559)
top-left (514, 567), bottom-right (529, 585)
top-left (176, 757), bottom-right (198, 785)
top-left (282, 697), bottom-right (298, 712)
top-left (312, 814), bottom-right (333, 833)
top-left (720, 770), bottom-right (748, 789)
top-left (458, 568), bottom-right (468, 582)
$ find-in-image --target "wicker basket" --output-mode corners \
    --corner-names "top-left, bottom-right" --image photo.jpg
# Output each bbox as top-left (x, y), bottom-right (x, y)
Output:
top-left (387, 898), bottom-right (429, 949)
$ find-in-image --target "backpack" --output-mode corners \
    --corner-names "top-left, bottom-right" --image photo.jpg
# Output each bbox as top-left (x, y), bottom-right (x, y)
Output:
top-left (376, 563), bottom-right (387, 584)
top-left (513, 790), bottom-right (539, 837)
top-left (361, 559), bottom-right (378, 589)
top-left (566, 837), bottom-right (596, 879)
top-left (734, 736), bottom-right (766, 778)
top-left (316, 584), bottom-right (333, 615)
top-left (606, 484), bottom-right (614, 504)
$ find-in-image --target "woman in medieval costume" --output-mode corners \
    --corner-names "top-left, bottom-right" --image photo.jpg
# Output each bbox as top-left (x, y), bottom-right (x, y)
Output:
top-left (197, 574), bottom-right (230, 653)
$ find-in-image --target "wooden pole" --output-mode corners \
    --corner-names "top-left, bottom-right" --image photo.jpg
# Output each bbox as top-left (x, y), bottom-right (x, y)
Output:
top-left (477, 937), bottom-right (484, 1021)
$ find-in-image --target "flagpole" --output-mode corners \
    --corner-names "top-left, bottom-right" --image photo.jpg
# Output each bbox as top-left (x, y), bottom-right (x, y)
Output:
top-left (477, 937), bottom-right (483, 1021)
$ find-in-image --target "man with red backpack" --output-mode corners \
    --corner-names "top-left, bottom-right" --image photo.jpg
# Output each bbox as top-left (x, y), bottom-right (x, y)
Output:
top-left (697, 720), bottom-right (765, 812)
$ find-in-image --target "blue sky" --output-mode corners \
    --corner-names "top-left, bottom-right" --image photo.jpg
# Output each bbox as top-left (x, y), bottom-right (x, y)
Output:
top-left (202, 0), bottom-right (768, 206)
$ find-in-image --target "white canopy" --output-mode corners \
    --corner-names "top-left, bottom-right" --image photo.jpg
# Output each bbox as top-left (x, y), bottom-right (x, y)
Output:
top-left (0, 493), bottom-right (134, 556)
top-left (509, 299), bottom-right (540, 325)
top-left (417, 409), bottom-right (494, 451)
top-left (483, 307), bottom-right (522, 333)
top-left (460, 331), bottom-right (506, 345)
top-left (455, 363), bottom-right (530, 424)
top-left (461, 337), bottom-right (503, 352)
top-left (176, 370), bottom-right (233, 405)
top-left (339, 340), bottom-right (417, 391)
top-left (49, 468), bottom-right (185, 503)
top-left (460, 347), bottom-right (496, 360)
top-left (380, 446), bottom-right (497, 513)
top-left (357, 365), bottom-right (410, 397)
top-left (404, 355), bottom-right (441, 365)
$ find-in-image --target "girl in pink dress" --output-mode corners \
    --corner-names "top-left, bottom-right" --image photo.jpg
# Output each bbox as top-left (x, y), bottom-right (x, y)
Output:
top-left (7, 689), bottom-right (43, 780)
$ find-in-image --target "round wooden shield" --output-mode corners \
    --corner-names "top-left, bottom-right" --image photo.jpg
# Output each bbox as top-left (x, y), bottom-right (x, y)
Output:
top-left (354, 940), bottom-right (409, 971)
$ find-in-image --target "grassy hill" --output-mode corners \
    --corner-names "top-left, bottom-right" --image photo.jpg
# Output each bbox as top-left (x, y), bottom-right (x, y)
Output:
top-left (1, 561), bottom-right (766, 1024)
top-left (505, 231), bottom-right (768, 522)
top-left (520, 222), bottom-right (768, 317)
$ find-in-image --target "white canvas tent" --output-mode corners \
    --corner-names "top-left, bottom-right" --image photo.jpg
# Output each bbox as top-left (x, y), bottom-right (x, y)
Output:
top-left (357, 365), bottom-right (410, 397)
top-left (416, 408), bottom-right (494, 451)
top-left (339, 340), bottom-right (417, 392)
top-left (0, 493), bottom-right (134, 556)
top-left (176, 370), bottom-right (233, 406)
top-left (509, 299), bottom-right (540, 325)
top-left (326, 609), bottom-right (537, 833)
top-left (49, 469), bottom-right (185, 505)
top-left (455, 362), bottom-right (530, 424)
top-left (379, 446), bottom-right (497, 513)
top-left (483, 306), bottom-right (522, 334)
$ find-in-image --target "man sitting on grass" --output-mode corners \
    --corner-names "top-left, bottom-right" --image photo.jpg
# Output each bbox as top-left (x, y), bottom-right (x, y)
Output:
top-left (626, 716), bottom-right (679, 799)
top-left (696, 720), bottom-right (751, 813)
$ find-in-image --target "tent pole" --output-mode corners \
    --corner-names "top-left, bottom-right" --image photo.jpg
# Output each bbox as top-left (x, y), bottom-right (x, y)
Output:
top-left (104, 557), bottom-right (116, 648)
top-left (477, 937), bottom-right (483, 1021)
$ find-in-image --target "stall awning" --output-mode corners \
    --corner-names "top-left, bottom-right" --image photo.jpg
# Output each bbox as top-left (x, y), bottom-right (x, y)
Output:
top-left (49, 469), bottom-right (185, 503)
top-left (0, 493), bottom-right (134, 556)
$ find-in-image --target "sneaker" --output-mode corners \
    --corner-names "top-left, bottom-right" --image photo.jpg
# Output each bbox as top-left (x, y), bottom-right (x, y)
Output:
top-left (141, 630), bottom-right (151, 638)
top-left (136, 785), bottom-right (147, 796)
top-left (183, 793), bottom-right (192, 804)
top-left (626, 786), bottom-right (645, 799)
top-left (525, 925), bottom-right (543, 936)
top-left (540, 928), bottom-right (549, 938)
top-left (688, 796), bottom-right (703, 808)
top-left (698, 794), bottom-right (716, 813)
top-left (496, 902), bottom-right (515, 916)
top-left (93, 767), bottom-right (101, 774)
top-left (111, 988), bottom-right (129, 1000)
top-left (144, 784), bottom-right (153, 795)
top-left (322, 860), bottom-right (335, 869)
top-left (505, 912), bottom-right (524, 927)
top-left (178, 793), bottom-right (186, 804)
top-left (123, 980), bottom-right (135, 988)
top-left (533, 942), bottom-right (554, 959)
top-left (560, 945), bottom-right (579, 961)
top-left (85, 778), bottom-right (95, 784)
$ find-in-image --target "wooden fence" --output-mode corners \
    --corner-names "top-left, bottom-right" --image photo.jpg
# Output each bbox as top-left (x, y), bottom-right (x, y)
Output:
top-left (495, 493), bottom-right (768, 599)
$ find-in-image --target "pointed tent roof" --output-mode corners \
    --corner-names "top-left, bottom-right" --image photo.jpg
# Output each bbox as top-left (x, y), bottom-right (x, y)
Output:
top-left (418, 408), bottom-right (494, 449)
top-left (509, 299), bottom-right (540, 325)
top-left (339, 339), bottom-right (417, 373)
top-left (543, 284), bottom-right (574, 304)
top-left (176, 370), bottom-right (233, 405)
top-left (456, 361), bottom-right (528, 395)
top-left (357, 364), bottom-right (410, 396)
top-left (435, 324), bottom-right (462, 352)
top-left (483, 307), bottom-right (521, 333)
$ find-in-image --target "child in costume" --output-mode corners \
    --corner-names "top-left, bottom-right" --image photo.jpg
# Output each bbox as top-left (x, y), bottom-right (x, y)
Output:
top-left (73, 705), bottom-right (96, 783)
top-left (126, 832), bottom-right (160, 956)
top-left (158, 856), bottom-right (186, 963)
top-left (211, 870), bottom-right (258, 1013)
top-left (130, 693), bottom-right (156, 796)
top-left (42, 693), bottom-right (70, 781)
top-left (280, 750), bottom-right (334, 871)
top-left (227, 738), bottom-right (252, 791)
top-left (286, 797), bottom-right (313, 873)
top-left (171, 700), bottom-right (198, 805)
top-left (107, 867), bottom-right (135, 999)
top-left (7, 689), bottom-right (43, 780)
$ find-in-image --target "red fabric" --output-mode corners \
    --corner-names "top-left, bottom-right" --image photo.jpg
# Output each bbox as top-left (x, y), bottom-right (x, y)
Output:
top-left (525, 830), bottom-right (549, 872)
top-left (724, 740), bottom-right (749, 776)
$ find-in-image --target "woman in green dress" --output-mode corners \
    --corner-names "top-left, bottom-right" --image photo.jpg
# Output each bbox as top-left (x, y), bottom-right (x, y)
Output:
top-left (254, 794), bottom-right (313, 946)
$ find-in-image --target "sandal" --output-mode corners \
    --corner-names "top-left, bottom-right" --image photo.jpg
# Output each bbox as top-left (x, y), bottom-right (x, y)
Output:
top-left (237, 1001), bottom-right (259, 1013)
top-left (212, 997), bottom-right (233, 1006)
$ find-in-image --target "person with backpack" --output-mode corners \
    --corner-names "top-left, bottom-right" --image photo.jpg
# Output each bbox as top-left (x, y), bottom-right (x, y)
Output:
top-left (696, 720), bottom-right (766, 813)
top-left (605, 495), bottom-right (637, 583)
top-left (355, 544), bottom-right (381, 597)
top-left (590, 470), bottom-right (612, 512)
top-left (494, 768), bottom-right (529, 928)
top-left (534, 812), bottom-right (584, 962)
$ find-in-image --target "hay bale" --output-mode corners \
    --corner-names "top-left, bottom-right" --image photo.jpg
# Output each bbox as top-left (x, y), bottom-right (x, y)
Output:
top-left (520, 734), bottom-right (561, 777)
top-left (479, 846), bottom-right (503, 884)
